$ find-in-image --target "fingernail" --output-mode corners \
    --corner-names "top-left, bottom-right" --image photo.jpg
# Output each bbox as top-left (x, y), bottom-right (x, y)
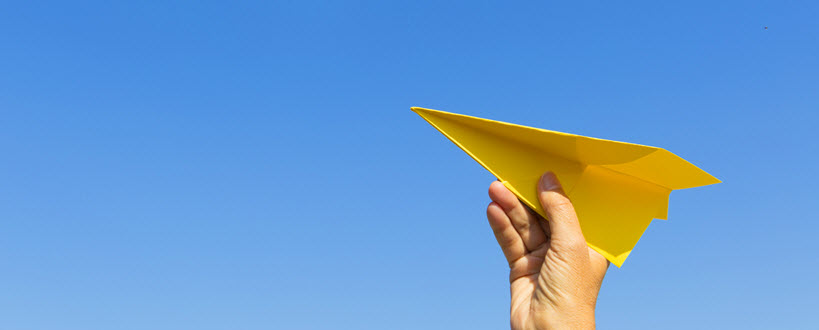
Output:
top-left (539, 171), bottom-right (561, 191)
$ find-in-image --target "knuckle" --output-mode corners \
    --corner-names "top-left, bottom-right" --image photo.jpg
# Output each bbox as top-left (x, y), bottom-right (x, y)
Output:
top-left (545, 194), bottom-right (572, 207)
top-left (500, 233), bottom-right (518, 246)
top-left (555, 238), bottom-right (587, 252)
top-left (543, 195), bottom-right (574, 214)
top-left (513, 216), bottom-right (530, 230)
top-left (567, 238), bottom-right (587, 251)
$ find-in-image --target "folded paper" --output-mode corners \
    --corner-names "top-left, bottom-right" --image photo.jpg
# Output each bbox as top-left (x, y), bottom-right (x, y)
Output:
top-left (412, 107), bottom-right (720, 267)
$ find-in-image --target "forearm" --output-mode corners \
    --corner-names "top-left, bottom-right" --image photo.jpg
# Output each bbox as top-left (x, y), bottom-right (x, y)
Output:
top-left (532, 307), bottom-right (595, 330)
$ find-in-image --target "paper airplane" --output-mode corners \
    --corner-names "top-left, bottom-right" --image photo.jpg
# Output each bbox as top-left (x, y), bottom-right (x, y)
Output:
top-left (412, 107), bottom-right (720, 267)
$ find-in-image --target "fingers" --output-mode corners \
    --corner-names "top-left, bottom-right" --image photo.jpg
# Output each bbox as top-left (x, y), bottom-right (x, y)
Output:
top-left (537, 172), bottom-right (586, 249)
top-left (488, 181), bottom-right (548, 251)
top-left (487, 201), bottom-right (527, 265)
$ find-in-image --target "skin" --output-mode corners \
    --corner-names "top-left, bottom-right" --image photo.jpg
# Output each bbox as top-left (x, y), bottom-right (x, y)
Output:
top-left (486, 172), bottom-right (609, 330)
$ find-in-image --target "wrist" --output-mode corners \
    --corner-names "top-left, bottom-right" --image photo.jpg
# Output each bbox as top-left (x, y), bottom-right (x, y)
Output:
top-left (533, 305), bottom-right (595, 330)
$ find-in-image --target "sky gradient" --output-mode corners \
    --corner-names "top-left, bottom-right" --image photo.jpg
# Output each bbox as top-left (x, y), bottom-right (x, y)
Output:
top-left (1, 1), bottom-right (818, 329)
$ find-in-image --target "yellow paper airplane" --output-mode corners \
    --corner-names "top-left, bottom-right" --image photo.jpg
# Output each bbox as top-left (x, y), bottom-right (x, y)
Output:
top-left (412, 107), bottom-right (720, 267)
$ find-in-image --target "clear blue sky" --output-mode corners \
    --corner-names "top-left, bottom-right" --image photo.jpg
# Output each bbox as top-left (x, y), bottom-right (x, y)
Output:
top-left (1, 1), bottom-right (817, 329)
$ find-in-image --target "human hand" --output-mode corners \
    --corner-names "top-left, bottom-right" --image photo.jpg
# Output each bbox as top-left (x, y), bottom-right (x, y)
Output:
top-left (487, 172), bottom-right (609, 329)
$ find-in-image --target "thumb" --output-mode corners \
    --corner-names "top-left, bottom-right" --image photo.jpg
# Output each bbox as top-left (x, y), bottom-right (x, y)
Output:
top-left (537, 172), bottom-right (586, 249)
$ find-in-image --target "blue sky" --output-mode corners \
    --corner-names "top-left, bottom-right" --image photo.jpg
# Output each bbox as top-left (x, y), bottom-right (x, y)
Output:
top-left (1, 1), bottom-right (817, 329)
